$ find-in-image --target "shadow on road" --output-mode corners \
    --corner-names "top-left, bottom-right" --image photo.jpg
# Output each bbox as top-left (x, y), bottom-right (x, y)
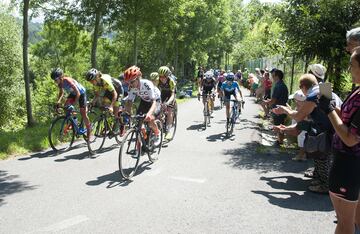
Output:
top-left (18, 150), bottom-right (57, 161)
top-left (0, 170), bottom-right (37, 206)
top-left (252, 189), bottom-right (333, 212)
top-left (86, 161), bottom-right (153, 188)
top-left (223, 142), bottom-right (309, 174)
top-left (186, 122), bottom-right (205, 131)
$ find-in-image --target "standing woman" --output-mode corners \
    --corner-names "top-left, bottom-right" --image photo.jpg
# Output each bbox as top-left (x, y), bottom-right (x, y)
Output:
top-left (319, 46), bottom-right (360, 234)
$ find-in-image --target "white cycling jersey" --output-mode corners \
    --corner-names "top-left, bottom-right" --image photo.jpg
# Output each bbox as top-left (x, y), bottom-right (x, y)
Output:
top-left (126, 79), bottom-right (161, 102)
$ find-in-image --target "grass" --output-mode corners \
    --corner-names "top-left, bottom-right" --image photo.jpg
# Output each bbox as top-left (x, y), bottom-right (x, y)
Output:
top-left (0, 97), bottom-right (194, 160)
top-left (0, 121), bottom-right (51, 160)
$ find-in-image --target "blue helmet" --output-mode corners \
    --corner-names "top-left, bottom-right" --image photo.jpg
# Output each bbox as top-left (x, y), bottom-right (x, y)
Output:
top-left (226, 72), bottom-right (235, 81)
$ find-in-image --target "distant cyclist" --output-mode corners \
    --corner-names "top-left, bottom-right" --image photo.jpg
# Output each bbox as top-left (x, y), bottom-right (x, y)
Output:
top-left (51, 68), bottom-right (91, 138)
top-left (155, 66), bottom-right (177, 139)
top-left (198, 70), bottom-right (217, 114)
top-left (220, 72), bottom-right (244, 122)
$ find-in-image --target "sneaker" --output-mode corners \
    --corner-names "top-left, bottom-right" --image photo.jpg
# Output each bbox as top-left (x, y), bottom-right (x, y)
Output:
top-left (308, 184), bottom-right (328, 194)
top-left (165, 132), bottom-right (173, 140)
top-left (292, 154), bottom-right (306, 161)
top-left (153, 134), bottom-right (161, 146)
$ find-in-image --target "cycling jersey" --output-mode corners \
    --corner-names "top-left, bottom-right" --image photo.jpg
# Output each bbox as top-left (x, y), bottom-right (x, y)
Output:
top-left (59, 77), bottom-right (86, 95)
top-left (155, 78), bottom-right (176, 93)
top-left (126, 79), bottom-right (161, 103)
top-left (221, 81), bottom-right (241, 93)
top-left (202, 78), bottom-right (216, 88)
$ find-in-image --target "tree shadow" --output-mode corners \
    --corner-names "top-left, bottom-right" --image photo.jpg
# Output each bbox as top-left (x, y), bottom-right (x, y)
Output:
top-left (206, 132), bottom-right (228, 142)
top-left (0, 170), bottom-right (37, 206)
top-left (223, 142), bottom-right (310, 174)
top-left (18, 150), bottom-right (57, 161)
top-left (86, 161), bottom-right (153, 188)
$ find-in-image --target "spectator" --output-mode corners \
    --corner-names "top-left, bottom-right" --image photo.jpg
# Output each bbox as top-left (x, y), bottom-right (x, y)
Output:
top-left (262, 68), bottom-right (289, 146)
top-left (346, 27), bottom-right (360, 53)
top-left (317, 46), bottom-right (360, 234)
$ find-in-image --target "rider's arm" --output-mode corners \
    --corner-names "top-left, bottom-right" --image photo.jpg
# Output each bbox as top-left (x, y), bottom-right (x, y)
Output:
top-left (91, 91), bottom-right (100, 106)
top-left (147, 99), bottom-right (157, 117)
top-left (198, 79), bottom-right (203, 94)
top-left (110, 89), bottom-right (118, 109)
top-left (56, 88), bottom-right (64, 104)
top-left (124, 100), bottom-right (133, 115)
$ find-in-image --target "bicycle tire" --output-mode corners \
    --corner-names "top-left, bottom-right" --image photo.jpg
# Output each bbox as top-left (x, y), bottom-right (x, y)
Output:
top-left (118, 129), bottom-right (141, 180)
top-left (203, 101), bottom-right (208, 129)
top-left (48, 116), bottom-right (75, 152)
top-left (87, 116), bottom-right (107, 154)
top-left (147, 120), bottom-right (163, 162)
top-left (166, 109), bottom-right (177, 142)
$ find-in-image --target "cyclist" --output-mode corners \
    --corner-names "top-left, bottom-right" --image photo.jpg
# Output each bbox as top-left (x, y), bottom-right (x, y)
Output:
top-left (221, 72), bottom-right (244, 123)
top-left (217, 70), bottom-right (226, 100)
top-left (85, 68), bottom-right (124, 134)
top-left (198, 70), bottom-right (216, 114)
top-left (123, 65), bottom-right (162, 144)
top-left (51, 68), bottom-right (91, 138)
top-left (154, 66), bottom-right (176, 139)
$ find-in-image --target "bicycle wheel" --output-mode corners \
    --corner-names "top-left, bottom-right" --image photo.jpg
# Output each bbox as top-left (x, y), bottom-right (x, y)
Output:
top-left (203, 102), bottom-right (208, 129)
top-left (147, 120), bottom-right (163, 162)
top-left (118, 129), bottom-right (141, 180)
top-left (166, 108), bottom-right (177, 142)
top-left (87, 116), bottom-right (107, 154)
top-left (48, 116), bottom-right (75, 152)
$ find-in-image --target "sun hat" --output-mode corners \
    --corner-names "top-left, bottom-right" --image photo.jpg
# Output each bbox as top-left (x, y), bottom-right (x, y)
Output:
top-left (308, 64), bottom-right (326, 80)
top-left (289, 89), bottom-right (306, 101)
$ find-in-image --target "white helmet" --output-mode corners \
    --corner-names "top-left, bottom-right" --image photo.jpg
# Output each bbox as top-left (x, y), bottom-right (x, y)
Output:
top-left (205, 71), bottom-right (214, 79)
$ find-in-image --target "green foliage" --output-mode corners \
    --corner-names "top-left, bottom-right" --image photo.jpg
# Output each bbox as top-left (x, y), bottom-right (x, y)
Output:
top-left (0, 13), bottom-right (24, 128)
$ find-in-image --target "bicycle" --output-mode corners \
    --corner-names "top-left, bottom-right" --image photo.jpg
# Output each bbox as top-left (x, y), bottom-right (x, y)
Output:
top-left (198, 93), bottom-right (214, 129)
top-left (159, 101), bottom-right (177, 142)
top-left (118, 114), bottom-right (163, 180)
top-left (48, 105), bottom-right (96, 154)
top-left (226, 100), bottom-right (239, 137)
top-left (90, 107), bottom-right (130, 152)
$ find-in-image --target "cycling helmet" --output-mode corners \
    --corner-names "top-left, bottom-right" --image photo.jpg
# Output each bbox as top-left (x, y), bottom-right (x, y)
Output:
top-left (205, 71), bottom-right (214, 79)
top-left (150, 72), bottom-right (159, 80)
top-left (50, 68), bottom-right (63, 80)
top-left (158, 66), bottom-right (171, 77)
top-left (226, 72), bottom-right (235, 81)
top-left (85, 68), bottom-right (99, 81)
top-left (124, 65), bottom-right (142, 83)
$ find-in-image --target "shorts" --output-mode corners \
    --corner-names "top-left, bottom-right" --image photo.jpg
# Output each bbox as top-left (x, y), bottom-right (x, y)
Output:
top-left (273, 114), bottom-right (287, 125)
top-left (223, 90), bottom-right (237, 103)
top-left (203, 86), bottom-right (214, 95)
top-left (137, 99), bottom-right (161, 116)
top-left (161, 91), bottom-right (172, 103)
top-left (329, 150), bottom-right (360, 201)
top-left (66, 93), bottom-right (87, 108)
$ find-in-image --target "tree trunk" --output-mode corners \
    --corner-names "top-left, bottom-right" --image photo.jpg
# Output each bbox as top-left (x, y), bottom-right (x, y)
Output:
top-left (23, 0), bottom-right (35, 127)
top-left (91, 8), bottom-right (101, 68)
top-left (133, 0), bottom-right (138, 65)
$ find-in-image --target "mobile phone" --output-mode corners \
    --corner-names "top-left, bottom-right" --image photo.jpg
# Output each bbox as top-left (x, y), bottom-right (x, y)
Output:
top-left (319, 82), bottom-right (332, 99)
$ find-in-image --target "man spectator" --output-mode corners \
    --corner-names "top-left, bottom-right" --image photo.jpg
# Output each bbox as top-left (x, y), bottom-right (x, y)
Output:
top-left (262, 68), bottom-right (289, 146)
top-left (346, 27), bottom-right (360, 53)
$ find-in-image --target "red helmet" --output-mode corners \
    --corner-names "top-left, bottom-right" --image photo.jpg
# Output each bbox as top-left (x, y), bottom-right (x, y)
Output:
top-left (124, 65), bottom-right (142, 83)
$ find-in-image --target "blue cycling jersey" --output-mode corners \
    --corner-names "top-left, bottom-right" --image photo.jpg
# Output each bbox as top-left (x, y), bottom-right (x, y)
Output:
top-left (221, 81), bottom-right (240, 93)
top-left (60, 77), bottom-right (86, 95)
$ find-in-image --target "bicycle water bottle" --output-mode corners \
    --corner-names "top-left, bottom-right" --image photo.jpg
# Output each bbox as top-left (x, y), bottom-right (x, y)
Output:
top-left (141, 126), bottom-right (147, 140)
top-left (73, 116), bottom-right (78, 126)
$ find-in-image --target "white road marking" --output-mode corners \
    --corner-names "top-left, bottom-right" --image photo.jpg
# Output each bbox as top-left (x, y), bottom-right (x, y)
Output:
top-left (170, 176), bottom-right (206, 183)
top-left (36, 215), bottom-right (89, 232)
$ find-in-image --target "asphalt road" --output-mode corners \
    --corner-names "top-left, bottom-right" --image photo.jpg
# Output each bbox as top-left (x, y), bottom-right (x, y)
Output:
top-left (0, 88), bottom-right (335, 234)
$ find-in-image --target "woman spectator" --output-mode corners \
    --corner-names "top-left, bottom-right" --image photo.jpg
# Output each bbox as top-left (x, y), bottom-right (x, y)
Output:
top-left (273, 74), bottom-right (332, 193)
top-left (318, 47), bottom-right (360, 234)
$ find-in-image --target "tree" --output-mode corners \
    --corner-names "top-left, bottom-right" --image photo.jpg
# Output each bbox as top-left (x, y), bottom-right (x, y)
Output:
top-left (0, 12), bottom-right (23, 128)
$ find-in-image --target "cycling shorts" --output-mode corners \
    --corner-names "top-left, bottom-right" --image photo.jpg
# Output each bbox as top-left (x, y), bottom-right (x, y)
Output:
top-left (66, 93), bottom-right (87, 108)
top-left (137, 99), bottom-right (161, 116)
top-left (329, 150), bottom-right (360, 201)
top-left (223, 90), bottom-right (237, 103)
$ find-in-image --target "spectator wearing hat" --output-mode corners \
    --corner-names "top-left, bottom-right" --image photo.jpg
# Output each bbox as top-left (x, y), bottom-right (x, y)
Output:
top-left (308, 64), bottom-right (326, 83)
top-left (263, 68), bottom-right (289, 146)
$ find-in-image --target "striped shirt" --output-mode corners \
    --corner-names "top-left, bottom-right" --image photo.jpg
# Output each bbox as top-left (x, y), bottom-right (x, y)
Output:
top-left (333, 87), bottom-right (360, 156)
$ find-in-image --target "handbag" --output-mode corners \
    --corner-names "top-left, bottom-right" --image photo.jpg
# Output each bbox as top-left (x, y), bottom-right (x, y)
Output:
top-left (303, 131), bottom-right (331, 153)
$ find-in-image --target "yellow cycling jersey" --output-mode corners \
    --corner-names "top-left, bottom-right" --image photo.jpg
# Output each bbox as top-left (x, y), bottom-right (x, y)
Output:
top-left (155, 77), bottom-right (176, 93)
top-left (94, 74), bottom-right (115, 93)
